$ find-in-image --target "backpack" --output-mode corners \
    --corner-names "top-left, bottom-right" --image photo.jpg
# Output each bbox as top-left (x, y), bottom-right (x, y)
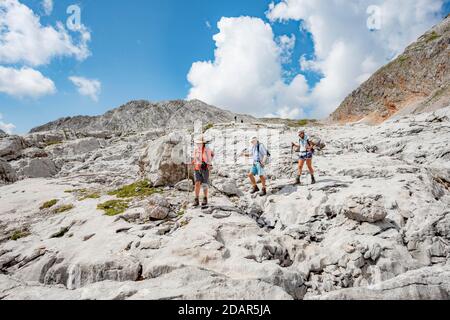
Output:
top-left (257, 143), bottom-right (271, 164)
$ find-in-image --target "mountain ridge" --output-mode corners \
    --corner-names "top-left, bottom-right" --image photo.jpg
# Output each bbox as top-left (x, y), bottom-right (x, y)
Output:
top-left (30, 99), bottom-right (256, 134)
top-left (330, 16), bottom-right (450, 123)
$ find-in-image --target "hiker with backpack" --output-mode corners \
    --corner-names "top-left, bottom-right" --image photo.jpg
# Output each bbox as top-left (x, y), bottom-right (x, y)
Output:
top-left (192, 135), bottom-right (214, 207)
top-left (292, 129), bottom-right (316, 185)
top-left (242, 137), bottom-right (270, 196)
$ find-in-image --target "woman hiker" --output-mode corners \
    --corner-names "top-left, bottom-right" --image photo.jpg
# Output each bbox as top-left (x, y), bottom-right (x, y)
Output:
top-left (192, 135), bottom-right (214, 207)
top-left (292, 129), bottom-right (316, 185)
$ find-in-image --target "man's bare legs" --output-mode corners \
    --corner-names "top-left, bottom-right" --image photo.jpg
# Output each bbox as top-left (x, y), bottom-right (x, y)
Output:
top-left (248, 173), bottom-right (257, 187)
top-left (260, 175), bottom-right (267, 190)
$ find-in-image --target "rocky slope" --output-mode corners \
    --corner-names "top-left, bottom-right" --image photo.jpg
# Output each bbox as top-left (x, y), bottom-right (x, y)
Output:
top-left (330, 16), bottom-right (450, 124)
top-left (30, 99), bottom-right (256, 134)
top-left (0, 104), bottom-right (449, 300)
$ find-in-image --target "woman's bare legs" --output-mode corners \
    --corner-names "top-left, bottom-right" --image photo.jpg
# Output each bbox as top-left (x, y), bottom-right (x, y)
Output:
top-left (306, 158), bottom-right (316, 184)
top-left (306, 159), bottom-right (314, 176)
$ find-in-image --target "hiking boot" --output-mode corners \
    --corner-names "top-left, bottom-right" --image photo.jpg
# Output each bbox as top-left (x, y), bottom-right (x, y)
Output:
top-left (311, 175), bottom-right (316, 185)
top-left (250, 186), bottom-right (260, 194)
top-left (259, 188), bottom-right (267, 196)
top-left (193, 198), bottom-right (200, 207)
top-left (202, 197), bottom-right (208, 207)
top-left (295, 176), bottom-right (301, 185)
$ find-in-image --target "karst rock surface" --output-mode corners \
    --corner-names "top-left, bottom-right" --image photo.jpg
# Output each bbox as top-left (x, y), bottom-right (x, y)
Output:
top-left (1, 103), bottom-right (449, 300)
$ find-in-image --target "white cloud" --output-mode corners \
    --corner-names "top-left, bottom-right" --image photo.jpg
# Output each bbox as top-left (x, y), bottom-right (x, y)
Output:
top-left (188, 1), bottom-right (445, 120)
top-left (187, 17), bottom-right (307, 119)
top-left (0, 0), bottom-right (91, 66)
top-left (69, 76), bottom-right (101, 102)
top-left (0, 66), bottom-right (56, 98)
top-left (267, 0), bottom-right (445, 118)
top-left (277, 34), bottom-right (296, 64)
top-left (0, 113), bottom-right (16, 134)
top-left (42, 0), bottom-right (53, 16)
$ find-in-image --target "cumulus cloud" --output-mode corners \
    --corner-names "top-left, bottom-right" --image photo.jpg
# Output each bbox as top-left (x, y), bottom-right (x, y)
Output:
top-left (187, 16), bottom-right (308, 119)
top-left (42, 0), bottom-right (53, 16)
top-left (69, 76), bottom-right (101, 101)
top-left (267, 0), bottom-right (445, 118)
top-left (0, 113), bottom-right (16, 134)
top-left (0, 66), bottom-right (56, 98)
top-left (188, 1), bottom-right (444, 119)
top-left (0, 0), bottom-right (91, 66)
top-left (277, 34), bottom-right (296, 64)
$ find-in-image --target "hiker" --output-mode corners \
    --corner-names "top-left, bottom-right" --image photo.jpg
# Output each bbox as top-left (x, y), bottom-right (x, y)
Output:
top-left (292, 129), bottom-right (316, 185)
top-left (192, 135), bottom-right (214, 207)
top-left (243, 137), bottom-right (269, 196)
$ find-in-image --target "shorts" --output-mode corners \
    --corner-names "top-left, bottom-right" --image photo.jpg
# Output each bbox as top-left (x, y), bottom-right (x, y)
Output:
top-left (299, 151), bottom-right (314, 161)
top-left (194, 169), bottom-right (210, 186)
top-left (251, 162), bottom-right (265, 177)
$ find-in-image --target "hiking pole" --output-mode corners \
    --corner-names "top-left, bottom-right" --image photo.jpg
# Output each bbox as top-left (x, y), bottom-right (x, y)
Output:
top-left (289, 144), bottom-right (295, 179)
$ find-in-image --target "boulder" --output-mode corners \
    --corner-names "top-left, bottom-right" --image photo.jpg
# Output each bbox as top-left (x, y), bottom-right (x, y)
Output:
top-left (339, 195), bottom-right (387, 223)
top-left (143, 195), bottom-right (171, 220)
top-left (14, 158), bottom-right (59, 178)
top-left (212, 178), bottom-right (243, 197)
top-left (139, 132), bottom-right (189, 187)
top-left (0, 136), bottom-right (27, 161)
top-left (0, 159), bottom-right (17, 184)
top-left (175, 179), bottom-right (194, 192)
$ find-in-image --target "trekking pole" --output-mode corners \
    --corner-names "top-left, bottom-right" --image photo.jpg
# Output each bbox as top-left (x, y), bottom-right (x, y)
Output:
top-left (290, 144), bottom-right (294, 178)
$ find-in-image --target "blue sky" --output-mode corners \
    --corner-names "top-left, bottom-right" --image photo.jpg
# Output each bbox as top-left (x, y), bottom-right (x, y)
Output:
top-left (0, 0), bottom-right (449, 134)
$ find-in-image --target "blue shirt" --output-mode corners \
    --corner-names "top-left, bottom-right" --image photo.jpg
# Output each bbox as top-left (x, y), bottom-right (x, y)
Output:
top-left (252, 143), bottom-right (268, 163)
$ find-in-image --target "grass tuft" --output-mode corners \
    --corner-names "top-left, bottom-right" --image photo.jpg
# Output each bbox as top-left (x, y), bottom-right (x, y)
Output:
top-left (10, 229), bottom-right (31, 241)
top-left (108, 180), bottom-right (162, 199)
top-left (54, 204), bottom-right (74, 214)
top-left (203, 123), bottom-right (214, 132)
top-left (40, 199), bottom-right (59, 210)
top-left (425, 31), bottom-right (440, 43)
top-left (97, 200), bottom-right (130, 216)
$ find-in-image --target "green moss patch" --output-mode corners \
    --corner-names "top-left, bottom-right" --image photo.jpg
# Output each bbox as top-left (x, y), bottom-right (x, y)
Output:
top-left (425, 31), bottom-right (440, 43)
top-left (10, 229), bottom-right (31, 241)
top-left (44, 140), bottom-right (63, 147)
top-left (203, 123), bottom-right (214, 132)
top-left (40, 199), bottom-right (59, 210)
top-left (79, 192), bottom-right (101, 201)
top-left (286, 119), bottom-right (318, 128)
top-left (65, 189), bottom-right (102, 201)
top-left (97, 200), bottom-right (130, 216)
top-left (108, 181), bottom-right (162, 199)
top-left (54, 204), bottom-right (74, 214)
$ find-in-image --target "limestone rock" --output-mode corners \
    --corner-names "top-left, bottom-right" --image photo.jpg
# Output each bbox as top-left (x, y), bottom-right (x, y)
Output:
top-left (331, 16), bottom-right (450, 123)
top-left (143, 195), bottom-right (171, 220)
top-left (340, 195), bottom-right (387, 223)
top-left (0, 159), bottom-right (17, 185)
top-left (0, 136), bottom-right (27, 161)
top-left (13, 158), bottom-right (59, 179)
top-left (139, 132), bottom-right (189, 187)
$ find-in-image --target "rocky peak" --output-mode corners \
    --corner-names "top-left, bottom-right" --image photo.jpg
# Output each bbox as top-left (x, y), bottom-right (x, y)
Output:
top-left (30, 99), bottom-right (256, 134)
top-left (330, 16), bottom-right (450, 124)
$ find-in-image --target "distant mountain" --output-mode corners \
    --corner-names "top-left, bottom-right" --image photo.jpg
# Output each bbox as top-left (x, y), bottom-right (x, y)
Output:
top-left (30, 99), bottom-right (256, 133)
top-left (330, 16), bottom-right (450, 123)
